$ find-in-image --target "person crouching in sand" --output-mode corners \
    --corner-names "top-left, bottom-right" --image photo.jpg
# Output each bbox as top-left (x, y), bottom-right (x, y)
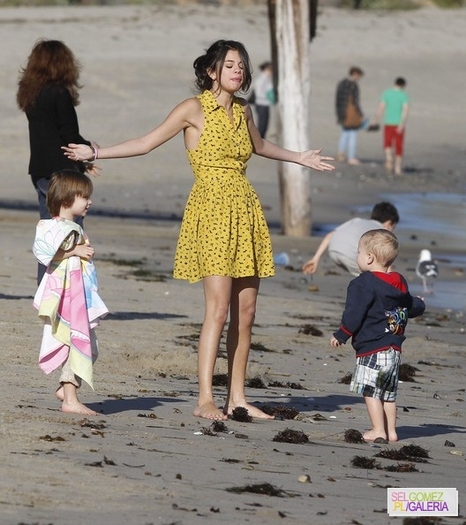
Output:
top-left (33, 170), bottom-right (108, 415)
top-left (330, 229), bottom-right (424, 443)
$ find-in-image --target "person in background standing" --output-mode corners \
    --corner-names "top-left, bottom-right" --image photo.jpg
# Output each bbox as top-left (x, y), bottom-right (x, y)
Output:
top-left (370, 77), bottom-right (409, 176)
top-left (252, 61), bottom-right (275, 138)
top-left (335, 66), bottom-right (365, 165)
top-left (16, 39), bottom-right (99, 284)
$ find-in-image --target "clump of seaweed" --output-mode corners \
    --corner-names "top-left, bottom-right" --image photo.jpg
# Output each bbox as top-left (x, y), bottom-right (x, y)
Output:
top-left (375, 444), bottom-right (430, 462)
top-left (272, 428), bottom-right (309, 444)
top-left (231, 406), bottom-right (252, 422)
top-left (402, 516), bottom-right (444, 524)
top-left (344, 429), bottom-right (365, 444)
top-left (384, 463), bottom-right (418, 473)
top-left (246, 376), bottom-right (267, 389)
top-left (268, 380), bottom-right (305, 390)
top-left (250, 342), bottom-right (274, 352)
top-left (212, 373), bottom-right (228, 386)
top-left (351, 456), bottom-right (380, 469)
top-left (226, 482), bottom-right (288, 497)
top-left (298, 324), bottom-right (324, 337)
top-left (211, 420), bottom-right (228, 433)
top-left (261, 405), bottom-right (300, 420)
top-left (399, 363), bottom-right (419, 382)
top-left (338, 372), bottom-right (353, 384)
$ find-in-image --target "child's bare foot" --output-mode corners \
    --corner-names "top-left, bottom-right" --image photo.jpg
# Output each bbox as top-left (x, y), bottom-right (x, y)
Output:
top-left (226, 402), bottom-right (274, 420)
top-left (193, 401), bottom-right (227, 420)
top-left (363, 430), bottom-right (387, 443)
top-left (388, 432), bottom-right (399, 443)
top-left (61, 400), bottom-right (98, 416)
top-left (55, 386), bottom-right (64, 401)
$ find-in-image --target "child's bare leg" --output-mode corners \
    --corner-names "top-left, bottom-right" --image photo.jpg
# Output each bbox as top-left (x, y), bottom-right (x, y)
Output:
top-left (384, 147), bottom-right (393, 171)
top-left (224, 277), bottom-right (274, 420)
top-left (394, 155), bottom-right (402, 176)
top-left (61, 382), bottom-right (97, 416)
top-left (383, 400), bottom-right (398, 442)
top-left (362, 396), bottom-right (387, 441)
top-left (193, 276), bottom-right (230, 420)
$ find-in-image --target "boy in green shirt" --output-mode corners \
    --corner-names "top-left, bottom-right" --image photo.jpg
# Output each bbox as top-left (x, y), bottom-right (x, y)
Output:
top-left (372, 77), bottom-right (409, 176)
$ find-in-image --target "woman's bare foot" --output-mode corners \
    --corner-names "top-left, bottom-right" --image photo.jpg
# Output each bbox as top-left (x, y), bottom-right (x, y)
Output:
top-left (363, 430), bottom-right (387, 443)
top-left (61, 400), bottom-right (98, 416)
top-left (387, 431), bottom-right (399, 443)
top-left (55, 385), bottom-right (64, 401)
top-left (226, 402), bottom-right (274, 420)
top-left (193, 401), bottom-right (227, 420)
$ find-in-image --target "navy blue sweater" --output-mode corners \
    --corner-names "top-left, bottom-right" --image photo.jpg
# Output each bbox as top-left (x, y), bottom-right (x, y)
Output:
top-left (333, 271), bottom-right (425, 357)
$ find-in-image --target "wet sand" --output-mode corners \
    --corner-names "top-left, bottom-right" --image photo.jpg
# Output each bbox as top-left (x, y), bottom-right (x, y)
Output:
top-left (0, 4), bottom-right (465, 524)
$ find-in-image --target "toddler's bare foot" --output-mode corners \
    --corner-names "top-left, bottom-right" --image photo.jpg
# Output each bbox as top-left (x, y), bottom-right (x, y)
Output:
top-left (363, 430), bottom-right (387, 443)
top-left (61, 400), bottom-right (98, 416)
top-left (227, 402), bottom-right (274, 420)
top-left (55, 386), bottom-right (64, 401)
top-left (193, 402), bottom-right (227, 420)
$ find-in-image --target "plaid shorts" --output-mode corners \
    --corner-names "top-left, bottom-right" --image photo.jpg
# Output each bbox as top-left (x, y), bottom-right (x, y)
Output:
top-left (350, 347), bottom-right (401, 402)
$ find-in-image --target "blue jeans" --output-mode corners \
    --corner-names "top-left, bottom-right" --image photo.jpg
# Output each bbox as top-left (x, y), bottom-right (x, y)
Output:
top-left (34, 177), bottom-right (83, 284)
top-left (338, 128), bottom-right (358, 159)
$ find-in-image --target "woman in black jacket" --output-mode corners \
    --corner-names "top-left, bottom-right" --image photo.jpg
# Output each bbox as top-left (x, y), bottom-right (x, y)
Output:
top-left (17, 39), bottom-right (98, 283)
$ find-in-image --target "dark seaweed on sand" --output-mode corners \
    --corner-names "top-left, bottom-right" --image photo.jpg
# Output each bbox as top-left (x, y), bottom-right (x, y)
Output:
top-left (268, 380), bottom-right (305, 390)
top-left (298, 324), bottom-right (324, 337)
top-left (231, 406), bottom-right (252, 422)
top-left (344, 429), bottom-right (365, 444)
top-left (375, 444), bottom-right (430, 462)
top-left (250, 341), bottom-right (275, 352)
top-left (338, 372), bottom-right (353, 384)
top-left (398, 363), bottom-right (420, 382)
top-left (226, 482), bottom-right (289, 497)
top-left (246, 376), bottom-right (267, 388)
top-left (212, 373), bottom-right (228, 386)
top-left (211, 420), bottom-right (228, 433)
top-left (261, 405), bottom-right (300, 419)
top-left (351, 456), bottom-right (380, 469)
top-left (272, 428), bottom-right (309, 444)
top-left (384, 462), bottom-right (418, 472)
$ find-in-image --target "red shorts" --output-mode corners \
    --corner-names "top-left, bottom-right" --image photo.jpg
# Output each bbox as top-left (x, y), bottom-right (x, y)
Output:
top-left (384, 125), bottom-right (405, 156)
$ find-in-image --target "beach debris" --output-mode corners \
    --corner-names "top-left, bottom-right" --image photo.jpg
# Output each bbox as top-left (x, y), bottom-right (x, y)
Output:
top-left (344, 429), bottom-right (365, 444)
top-left (274, 252), bottom-right (290, 266)
top-left (212, 373), bottom-right (228, 386)
top-left (444, 440), bottom-right (455, 447)
top-left (234, 433), bottom-right (249, 439)
top-left (210, 507), bottom-right (220, 513)
top-left (172, 502), bottom-right (197, 512)
top-left (261, 405), bottom-right (300, 420)
top-left (231, 406), bottom-right (252, 422)
top-left (246, 376), bottom-right (267, 389)
top-left (375, 444), bottom-right (430, 462)
top-left (338, 372), bottom-right (353, 384)
top-left (268, 380), bottom-right (305, 390)
top-left (449, 450), bottom-right (464, 456)
top-left (272, 428), bottom-right (309, 444)
top-left (298, 324), bottom-right (324, 337)
top-left (137, 412), bottom-right (157, 419)
top-left (298, 474), bottom-right (311, 483)
top-left (103, 456), bottom-right (116, 466)
top-left (250, 341), bottom-right (275, 352)
top-left (351, 456), bottom-right (380, 469)
top-left (199, 426), bottom-right (217, 436)
top-left (311, 413), bottom-right (327, 421)
top-left (398, 363), bottom-right (419, 382)
top-left (211, 420), bottom-right (228, 433)
top-left (433, 392), bottom-right (441, 399)
top-left (385, 463), bottom-right (418, 473)
top-left (416, 249), bottom-right (439, 293)
top-left (78, 419), bottom-right (106, 430)
top-left (39, 434), bottom-right (65, 442)
top-left (226, 482), bottom-right (289, 497)
top-left (84, 460), bottom-right (104, 467)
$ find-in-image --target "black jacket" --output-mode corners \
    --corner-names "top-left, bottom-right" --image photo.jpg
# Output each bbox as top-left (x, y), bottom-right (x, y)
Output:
top-left (333, 271), bottom-right (425, 357)
top-left (26, 84), bottom-right (90, 184)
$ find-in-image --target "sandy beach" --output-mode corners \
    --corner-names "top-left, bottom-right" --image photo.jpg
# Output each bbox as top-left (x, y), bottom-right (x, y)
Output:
top-left (0, 3), bottom-right (465, 524)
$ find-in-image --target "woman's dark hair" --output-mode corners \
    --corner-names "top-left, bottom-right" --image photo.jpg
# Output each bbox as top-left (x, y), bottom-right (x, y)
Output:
top-left (46, 170), bottom-right (93, 217)
top-left (193, 40), bottom-right (252, 94)
top-left (17, 39), bottom-right (82, 113)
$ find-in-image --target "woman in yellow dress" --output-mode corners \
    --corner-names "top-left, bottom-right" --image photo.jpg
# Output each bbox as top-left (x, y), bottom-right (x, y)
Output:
top-left (63, 40), bottom-right (334, 421)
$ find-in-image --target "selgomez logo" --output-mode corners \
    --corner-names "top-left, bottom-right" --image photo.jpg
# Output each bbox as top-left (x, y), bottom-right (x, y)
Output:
top-left (387, 488), bottom-right (458, 517)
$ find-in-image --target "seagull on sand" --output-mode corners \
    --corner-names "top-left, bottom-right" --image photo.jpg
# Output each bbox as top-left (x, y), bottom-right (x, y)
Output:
top-left (416, 249), bottom-right (439, 293)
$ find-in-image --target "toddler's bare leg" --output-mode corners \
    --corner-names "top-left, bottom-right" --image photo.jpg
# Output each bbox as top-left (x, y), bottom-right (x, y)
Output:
top-left (383, 400), bottom-right (398, 442)
top-left (362, 396), bottom-right (387, 442)
top-left (60, 382), bottom-right (97, 416)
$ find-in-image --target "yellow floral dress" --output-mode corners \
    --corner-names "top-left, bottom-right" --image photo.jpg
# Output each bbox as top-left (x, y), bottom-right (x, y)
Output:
top-left (173, 90), bottom-right (275, 283)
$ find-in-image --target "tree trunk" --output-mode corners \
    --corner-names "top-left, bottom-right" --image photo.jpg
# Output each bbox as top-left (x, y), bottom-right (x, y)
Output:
top-left (274, 0), bottom-right (312, 237)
